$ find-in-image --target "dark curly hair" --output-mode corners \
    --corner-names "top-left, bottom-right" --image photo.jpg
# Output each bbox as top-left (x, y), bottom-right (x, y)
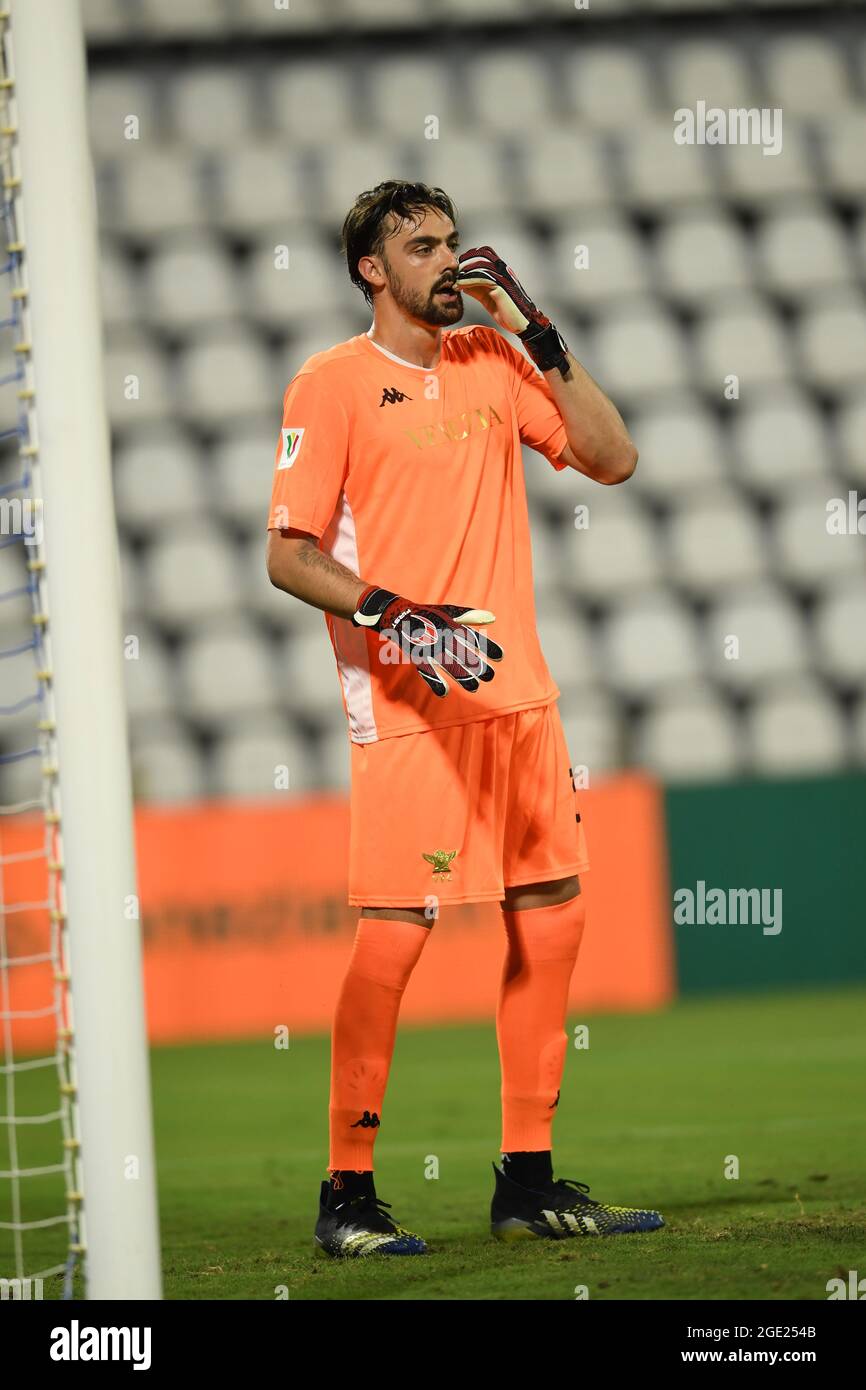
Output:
top-left (340, 180), bottom-right (458, 307)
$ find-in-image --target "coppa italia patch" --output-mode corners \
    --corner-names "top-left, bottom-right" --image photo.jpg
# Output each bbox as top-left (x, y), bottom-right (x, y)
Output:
top-left (279, 427), bottom-right (305, 469)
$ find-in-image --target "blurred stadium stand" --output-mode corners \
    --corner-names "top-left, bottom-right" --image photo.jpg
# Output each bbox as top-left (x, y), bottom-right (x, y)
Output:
top-left (3, 0), bottom-right (865, 803)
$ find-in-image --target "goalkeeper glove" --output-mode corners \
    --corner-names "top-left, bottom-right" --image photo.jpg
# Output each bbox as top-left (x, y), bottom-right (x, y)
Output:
top-left (455, 244), bottom-right (571, 377)
top-left (351, 585), bottom-right (504, 698)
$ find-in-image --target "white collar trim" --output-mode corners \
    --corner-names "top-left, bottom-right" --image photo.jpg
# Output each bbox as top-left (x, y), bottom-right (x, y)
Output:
top-left (365, 328), bottom-right (441, 372)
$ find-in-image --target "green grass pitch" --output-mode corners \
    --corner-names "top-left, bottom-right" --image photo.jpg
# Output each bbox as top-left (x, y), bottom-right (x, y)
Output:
top-left (4, 985), bottom-right (865, 1300)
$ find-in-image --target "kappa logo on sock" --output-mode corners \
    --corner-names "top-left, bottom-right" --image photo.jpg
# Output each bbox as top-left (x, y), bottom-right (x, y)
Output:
top-left (549, 1088), bottom-right (561, 1109)
top-left (350, 1111), bottom-right (380, 1128)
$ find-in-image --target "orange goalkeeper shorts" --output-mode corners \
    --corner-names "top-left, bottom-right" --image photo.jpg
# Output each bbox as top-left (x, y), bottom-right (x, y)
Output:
top-left (347, 699), bottom-right (589, 909)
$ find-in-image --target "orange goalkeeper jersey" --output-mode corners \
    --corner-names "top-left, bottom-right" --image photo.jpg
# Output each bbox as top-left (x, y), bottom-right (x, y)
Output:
top-left (267, 324), bottom-right (570, 744)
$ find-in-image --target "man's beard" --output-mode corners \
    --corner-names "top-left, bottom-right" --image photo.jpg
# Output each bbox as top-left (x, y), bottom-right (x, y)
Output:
top-left (383, 260), bottom-right (464, 327)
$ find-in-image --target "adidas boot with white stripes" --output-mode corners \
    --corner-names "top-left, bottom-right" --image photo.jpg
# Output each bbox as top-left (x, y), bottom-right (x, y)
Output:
top-left (490, 1161), bottom-right (665, 1240)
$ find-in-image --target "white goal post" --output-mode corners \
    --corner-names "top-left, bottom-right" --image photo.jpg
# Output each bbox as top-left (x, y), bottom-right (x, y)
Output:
top-left (5, 0), bottom-right (161, 1299)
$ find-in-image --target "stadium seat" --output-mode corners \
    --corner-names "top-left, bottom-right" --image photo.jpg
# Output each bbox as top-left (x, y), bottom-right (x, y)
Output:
top-left (730, 387), bottom-right (832, 496)
top-left (269, 61), bottom-right (356, 147)
top-left (549, 214), bottom-right (648, 308)
top-left (694, 295), bottom-right (793, 389)
top-left (129, 722), bottom-right (207, 804)
top-left (536, 605), bottom-right (599, 697)
top-left (114, 428), bottom-right (208, 534)
top-left (755, 204), bottom-right (854, 300)
top-left (122, 623), bottom-right (178, 723)
top-left (664, 40), bottom-right (755, 110)
top-left (619, 117), bottom-right (718, 210)
top-left (601, 590), bottom-right (703, 697)
top-left (211, 422), bottom-right (284, 533)
top-left (210, 718), bottom-right (315, 798)
top-left (561, 494), bottom-right (663, 600)
top-left (764, 34), bottom-right (850, 116)
top-left (815, 110), bottom-right (866, 202)
top-left (81, 0), bottom-right (134, 43)
top-left (566, 44), bottom-right (657, 129)
top-left (704, 583), bottom-right (810, 691)
top-left (141, 234), bottom-right (241, 330)
top-left (318, 723), bottom-right (353, 792)
top-left (177, 624), bottom-right (279, 727)
top-left (515, 128), bottom-right (614, 215)
top-left (557, 691), bottom-right (627, 778)
top-left (468, 51), bottom-right (553, 133)
top-left (318, 136), bottom-right (421, 220)
top-left (797, 292), bottom-right (866, 395)
top-left (814, 576), bottom-right (866, 685)
top-left (276, 318), bottom-right (370, 386)
top-left (169, 66), bottom-right (257, 150)
top-left (852, 692), bottom-right (866, 765)
top-left (593, 303), bottom-right (689, 398)
top-left (636, 683), bottom-right (743, 781)
top-left (771, 480), bottom-right (866, 591)
top-left (245, 232), bottom-right (350, 328)
top-left (104, 329), bottom-right (175, 427)
top-left (363, 57), bottom-right (455, 139)
top-left (836, 394), bottom-right (866, 485)
top-left (140, 0), bottom-right (231, 38)
top-left (420, 133), bottom-right (515, 214)
top-left (276, 629), bottom-right (346, 723)
top-left (145, 527), bottom-right (243, 630)
top-left (119, 541), bottom-right (144, 621)
top-left (103, 147), bottom-right (209, 236)
top-left (720, 120), bottom-right (816, 206)
top-left (341, 0), bottom-right (429, 27)
top-left (654, 209), bottom-right (752, 305)
top-left (176, 327), bottom-right (276, 424)
top-left (88, 73), bottom-right (159, 155)
top-left (212, 146), bottom-right (310, 236)
top-left (667, 488), bottom-right (769, 597)
top-left (236, 0), bottom-right (336, 34)
top-left (99, 240), bottom-right (140, 330)
top-left (746, 678), bottom-right (849, 774)
top-left (628, 398), bottom-right (728, 501)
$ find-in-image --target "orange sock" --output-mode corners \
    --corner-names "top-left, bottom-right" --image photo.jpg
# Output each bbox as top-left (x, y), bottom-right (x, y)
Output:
top-left (496, 895), bottom-right (587, 1153)
top-left (328, 916), bottom-right (430, 1172)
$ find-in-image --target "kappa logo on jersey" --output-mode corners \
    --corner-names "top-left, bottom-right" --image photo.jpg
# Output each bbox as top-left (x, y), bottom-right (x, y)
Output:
top-left (278, 427), bottom-right (305, 469)
top-left (379, 386), bottom-right (412, 406)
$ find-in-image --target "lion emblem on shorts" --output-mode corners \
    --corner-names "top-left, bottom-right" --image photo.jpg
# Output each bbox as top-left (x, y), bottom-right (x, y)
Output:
top-left (422, 849), bottom-right (458, 879)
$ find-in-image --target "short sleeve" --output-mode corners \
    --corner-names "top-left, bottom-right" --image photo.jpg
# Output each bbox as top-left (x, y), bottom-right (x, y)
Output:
top-left (267, 368), bottom-right (350, 536)
top-left (497, 331), bottom-right (570, 470)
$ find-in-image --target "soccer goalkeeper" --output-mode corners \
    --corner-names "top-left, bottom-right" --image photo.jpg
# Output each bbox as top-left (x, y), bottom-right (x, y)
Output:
top-left (266, 180), bottom-right (664, 1256)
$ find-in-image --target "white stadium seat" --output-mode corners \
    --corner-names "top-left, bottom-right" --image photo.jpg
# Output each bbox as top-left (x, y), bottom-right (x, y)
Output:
top-left (764, 35), bottom-right (850, 117)
top-left (704, 583), bottom-right (810, 691)
top-left (566, 45), bottom-right (657, 129)
top-left (469, 51), bottom-right (553, 134)
top-left (363, 57), bottom-right (453, 140)
top-left (816, 111), bottom-right (866, 201)
top-left (797, 293), bottom-right (866, 395)
top-left (730, 388), bottom-right (832, 496)
top-left (142, 234), bottom-right (240, 330)
top-left (561, 495), bottom-right (663, 601)
top-left (104, 329), bottom-right (175, 427)
top-left (836, 395), bottom-right (866, 486)
top-left (114, 429), bottom-right (208, 533)
top-left (720, 120), bottom-right (816, 206)
top-left (270, 61), bottom-right (356, 147)
top-left (317, 136), bottom-right (419, 221)
top-left (664, 41), bottom-right (756, 111)
top-left (637, 683), bottom-right (743, 781)
top-left (601, 590), bottom-right (703, 697)
top-left (667, 489), bottom-right (769, 597)
top-left (145, 528), bottom-right (243, 630)
top-left (89, 74), bottom-right (160, 156)
top-left (515, 129), bottom-right (614, 215)
top-left (176, 328), bottom-right (276, 424)
top-left (694, 296), bottom-right (793, 390)
top-left (619, 118), bottom-right (718, 210)
top-left (771, 481), bottom-right (866, 591)
top-left (240, 533), bottom-right (331, 634)
top-left (246, 232), bottom-right (350, 328)
top-left (105, 147), bottom-right (209, 237)
top-left (654, 210), bottom-right (752, 305)
top-left (99, 241), bottom-right (140, 330)
top-left (421, 133), bottom-right (514, 215)
top-left (122, 623), bottom-right (178, 724)
top-left (594, 304), bottom-right (689, 398)
top-left (550, 215), bottom-right (648, 308)
top-left (210, 719), bottom-right (315, 798)
top-left (212, 146), bottom-right (310, 236)
top-left (558, 692), bottom-right (627, 779)
top-left (755, 204), bottom-right (854, 300)
top-left (628, 399), bottom-right (728, 501)
top-left (746, 678), bottom-right (849, 775)
top-left (536, 605), bottom-right (600, 698)
top-left (130, 723), bottom-right (207, 804)
top-left (177, 624), bottom-right (279, 726)
top-left (170, 66), bottom-right (256, 150)
top-left (276, 629), bottom-right (346, 724)
top-left (814, 577), bottom-right (866, 685)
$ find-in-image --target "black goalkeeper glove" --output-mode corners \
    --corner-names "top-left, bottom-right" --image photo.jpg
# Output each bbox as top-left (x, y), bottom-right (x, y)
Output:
top-left (455, 244), bottom-right (571, 376)
top-left (351, 585), bottom-right (504, 699)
